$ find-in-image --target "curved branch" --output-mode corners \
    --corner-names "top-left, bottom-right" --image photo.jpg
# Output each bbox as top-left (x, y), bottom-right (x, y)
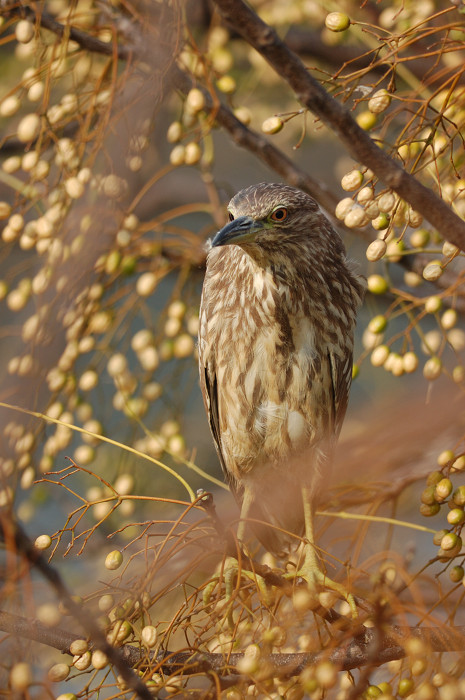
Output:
top-left (1, 517), bottom-right (153, 700)
top-left (211, 0), bottom-right (465, 253)
top-left (171, 68), bottom-right (346, 226)
top-left (1, 608), bottom-right (464, 678)
top-left (3, 3), bottom-right (131, 59)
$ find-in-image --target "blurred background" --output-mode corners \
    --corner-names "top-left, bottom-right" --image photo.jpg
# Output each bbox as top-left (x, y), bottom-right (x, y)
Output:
top-left (0, 0), bottom-right (465, 693)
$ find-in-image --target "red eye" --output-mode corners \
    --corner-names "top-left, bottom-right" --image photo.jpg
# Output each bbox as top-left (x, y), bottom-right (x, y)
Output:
top-left (228, 212), bottom-right (234, 222)
top-left (270, 207), bottom-right (288, 222)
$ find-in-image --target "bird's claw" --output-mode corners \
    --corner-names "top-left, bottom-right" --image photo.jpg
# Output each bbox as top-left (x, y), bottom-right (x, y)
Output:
top-left (203, 557), bottom-right (271, 629)
top-left (287, 564), bottom-right (357, 618)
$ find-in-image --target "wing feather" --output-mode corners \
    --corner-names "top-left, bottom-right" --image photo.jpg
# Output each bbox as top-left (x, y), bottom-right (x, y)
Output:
top-left (201, 362), bottom-right (235, 489)
top-left (328, 350), bottom-right (352, 439)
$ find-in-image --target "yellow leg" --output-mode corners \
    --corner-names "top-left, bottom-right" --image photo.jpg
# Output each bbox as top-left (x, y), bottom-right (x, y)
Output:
top-left (236, 485), bottom-right (254, 546)
top-left (203, 486), bottom-right (269, 626)
top-left (299, 487), bottom-right (357, 617)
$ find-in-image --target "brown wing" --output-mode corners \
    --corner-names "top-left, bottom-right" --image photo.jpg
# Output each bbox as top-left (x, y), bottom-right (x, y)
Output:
top-left (201, 361), bottom-right (237, 491)
top-left (328, 350), bottom-right (353, 439)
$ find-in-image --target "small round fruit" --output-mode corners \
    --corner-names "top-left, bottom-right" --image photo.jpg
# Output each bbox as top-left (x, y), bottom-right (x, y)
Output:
top-left (261, 116), bottom-right (284, 134)
top-left (423, 264), bottom-right (443, 282)
top-left (450, 565), bottom-right (464, 583)
top-left (420, 503), bottom-right (440, 517)
top-left (105, 550), bottom-right (123, 570)
top-left (434, 478), bottom-right (453, 502)
top-left (325, 12), bottom-right (350, 31)
top-left (423, 357), bottom-right (442, 381)
top-left (356, 111), bottom-right (377, 130)
top-left (368, 315), bottom-right (388, 334)
top-left (433, 529), bottom-right (449, 546)
top-left (440, 532), bottom-right (461, 551)
top-left (367, 274), bottom-right (388, 294)
top-left (368, 89), bottom-right (391, 114)
top-left (366, 240), bottom-right (387, 262)
top-left (447, 508), bottom-right (465, 525)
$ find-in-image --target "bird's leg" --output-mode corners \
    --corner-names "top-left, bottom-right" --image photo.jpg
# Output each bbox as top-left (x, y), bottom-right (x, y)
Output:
top-left (236, 485), bottom-right (254, 548)
top-left (298, 487), bottom-right (357, 618)
top-left (203, 486), bottom-right (269, 627)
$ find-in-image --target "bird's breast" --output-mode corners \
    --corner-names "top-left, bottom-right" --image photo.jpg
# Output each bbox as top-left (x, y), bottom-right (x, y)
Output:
top-left (200, 255), bottom-right (331, 481)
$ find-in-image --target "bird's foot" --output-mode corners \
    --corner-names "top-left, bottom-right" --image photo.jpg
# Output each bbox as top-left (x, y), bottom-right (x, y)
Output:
top-left (203, 557), bottom-right (270, 628)
top-left (285, 558), bottom-right (357, 618)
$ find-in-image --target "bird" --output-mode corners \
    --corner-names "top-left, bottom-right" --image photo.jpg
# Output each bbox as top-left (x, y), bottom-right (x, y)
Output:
top-left (198, 182), bottom-right (365, 607)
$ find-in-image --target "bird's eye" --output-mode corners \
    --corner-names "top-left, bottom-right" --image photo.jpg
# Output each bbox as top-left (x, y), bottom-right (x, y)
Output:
top-left (228, 212), bottom-right (234, 222)
top-left (270, 207), bottom-right (288, 222)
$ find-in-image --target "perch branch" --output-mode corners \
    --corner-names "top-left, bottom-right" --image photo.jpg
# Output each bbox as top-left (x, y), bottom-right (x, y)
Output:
top-left (1, 608), bottom-right (464, 678)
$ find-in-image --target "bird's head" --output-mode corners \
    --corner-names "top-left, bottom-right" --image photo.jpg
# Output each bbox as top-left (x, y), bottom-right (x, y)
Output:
top-left (210, 182), bottom-right (340, 257)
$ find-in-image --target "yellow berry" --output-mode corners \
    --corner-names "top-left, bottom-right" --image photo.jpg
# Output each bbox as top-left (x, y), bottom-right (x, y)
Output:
top-left (367, 274), bottom-right (388, 294)
top-left (450, 565), bottom-right (464, 582)
top-left (368, 315), bottom-right (387, 334)
top-left (105, 550), bottom-right (123, 570)
top-left (423, 263), bottom-right (443, 281)
top-left (441, 309), bottom-right (457, 329)
top-left (185, 88), bottom-right (205, 113)
top-left (166, 121), bottom-right (182, 143)
top-left (341, 169), bottom-right (364, 191)
top-left (366, 239), bottom-right (387, 261)
top-left (91, 650), bottom-right (108, 670)
top-left (184, 142), bottom-right (201, 165)
top-left (15, 20), bottom-right (35, 43)
top-left (0, 95), bottom-right (21, 117)
top-left (17, 113), bottom-right (41, 142)
top-left (325, 12), bottom-right (350, 31)
top-left (403, 352), bottom-right (418, 373)
top-left (261, 116), bottom-right (284, 134)
top-left (34, 534), bottom-right (52, 550)
top-left (368, 89), bottom-right (392, 114)
top-left (425, 296), bottom-right (442, 313)
top-left (335, 197), bottom-right (355, 220)
top-left (47, 663), bottom-right (70, 682)
top-left (344, 206), bottom-right (368, 228)
top-left (441, 532), bottom-right (461, 551)
top-left (356, 110), bottom-right (377, 130)
top-left (423, 357), bottom-right (442, 380)
top-left (370, 344), bottom-right (389, 367)
top-left (216, 75), bottom-right (236, 93)
top-left (141, 625), bottom-right (158, 647)
top-left (434, 478), bottom-right (452, 502)
top-left (371, 213), bottom-right (389, 230)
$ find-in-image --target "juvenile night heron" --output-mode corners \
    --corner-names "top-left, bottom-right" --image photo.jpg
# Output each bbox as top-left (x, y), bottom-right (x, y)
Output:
top-left (198, 183), bottom-right (365, 606)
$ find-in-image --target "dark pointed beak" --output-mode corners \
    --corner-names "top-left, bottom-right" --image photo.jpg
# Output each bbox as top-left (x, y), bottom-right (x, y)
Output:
top-left (211, 216), bottom-right (263, 248)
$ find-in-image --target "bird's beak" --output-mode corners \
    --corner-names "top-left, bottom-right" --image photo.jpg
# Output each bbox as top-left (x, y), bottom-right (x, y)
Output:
top-left (211, 216), bottom-right (263, 248)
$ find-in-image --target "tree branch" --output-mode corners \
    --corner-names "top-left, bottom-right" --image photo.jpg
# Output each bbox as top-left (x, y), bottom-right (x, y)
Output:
top-left (1, 516), bottom-right (154, 700)
top-left (1, 608), bottom-right (464, 679)
top-left (3, 2), bottom-right (131, 59)
top-left (211, 0), bottom-right (465, 253)
top-left (171, 68), bottom-right (348, 228)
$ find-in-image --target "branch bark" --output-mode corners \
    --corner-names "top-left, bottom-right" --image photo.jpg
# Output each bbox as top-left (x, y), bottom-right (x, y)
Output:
top-left (3, 3), bottom-right (131, 59)
top-left (211, 0), bottom-right (465, 253)
top-left (1, 516), bottom-right (154, 700)
top-left (1, 608), bottom-right (464, 679)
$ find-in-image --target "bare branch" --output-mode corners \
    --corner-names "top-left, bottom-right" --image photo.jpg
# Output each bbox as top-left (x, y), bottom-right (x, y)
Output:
top-left (1, 516), bottom-right (154, 700)
top-left (3, 2), bottom-right (131, 59)
top-left (2, 607), bottom-right (465, 679)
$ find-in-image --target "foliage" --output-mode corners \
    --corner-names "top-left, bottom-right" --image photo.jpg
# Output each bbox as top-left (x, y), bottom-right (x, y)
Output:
top-left (0, 0), bottom-right (465, 698)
